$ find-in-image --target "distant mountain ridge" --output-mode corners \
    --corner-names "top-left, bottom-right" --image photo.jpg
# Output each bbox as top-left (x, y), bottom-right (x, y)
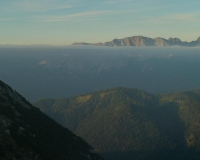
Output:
top-left (72, 36), bottom-right (200, 47)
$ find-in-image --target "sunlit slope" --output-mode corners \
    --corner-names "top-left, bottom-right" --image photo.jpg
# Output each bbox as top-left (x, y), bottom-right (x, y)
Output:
top-left (35, 87), bottom-right (200, 159)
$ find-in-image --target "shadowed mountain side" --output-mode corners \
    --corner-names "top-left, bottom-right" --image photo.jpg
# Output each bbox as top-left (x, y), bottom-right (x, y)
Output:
top-left (34, 87), bottom-right (200, 160)
top-left (159, 90), bottom-right (200, 150)
top-left (72, 36), bottom-right (200, 47)
top-left (0, 79), bottom-right (103, 160)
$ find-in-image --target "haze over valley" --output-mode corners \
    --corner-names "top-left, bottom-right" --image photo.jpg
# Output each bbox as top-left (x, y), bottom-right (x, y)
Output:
top-left (0, 46), bottom-right (200, 102)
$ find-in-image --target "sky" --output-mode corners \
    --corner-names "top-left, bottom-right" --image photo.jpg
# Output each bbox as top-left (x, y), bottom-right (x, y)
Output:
top-left (0, 0), bottom-right (200, 45)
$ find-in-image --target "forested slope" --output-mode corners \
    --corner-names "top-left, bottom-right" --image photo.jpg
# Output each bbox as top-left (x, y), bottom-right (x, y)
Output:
top-left (35, 88), bottom-right (200, 160)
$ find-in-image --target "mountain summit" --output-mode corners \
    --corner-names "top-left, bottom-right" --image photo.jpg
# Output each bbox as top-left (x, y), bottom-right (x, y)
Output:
top-left (72, 36), bottom-right (200, 47)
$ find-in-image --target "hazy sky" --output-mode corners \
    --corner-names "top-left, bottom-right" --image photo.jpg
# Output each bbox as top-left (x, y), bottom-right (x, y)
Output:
top-left (0, 0), bottom-right (200, 45)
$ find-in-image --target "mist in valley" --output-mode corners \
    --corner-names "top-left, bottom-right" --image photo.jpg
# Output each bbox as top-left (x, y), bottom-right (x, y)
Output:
top-left (0, 46), bottom-right (200, 102)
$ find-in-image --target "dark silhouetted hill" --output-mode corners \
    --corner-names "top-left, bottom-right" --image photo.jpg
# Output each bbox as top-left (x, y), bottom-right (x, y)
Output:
top-left (0, 80), bottom-right (103, 160)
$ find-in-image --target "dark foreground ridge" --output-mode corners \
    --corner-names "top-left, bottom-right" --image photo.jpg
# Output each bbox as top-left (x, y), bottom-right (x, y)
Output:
top-left (0, 80), bottom-right (103, 160)
top-left (35, 87), bottom-right (200, 160)
top-left (72, 36), bottom-right (200, 47)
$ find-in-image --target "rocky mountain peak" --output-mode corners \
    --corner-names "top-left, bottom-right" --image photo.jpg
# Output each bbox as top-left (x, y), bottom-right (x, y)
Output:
top-left (168, 37), bottom-right (182, 42)
top-left (73, 36), bottom-right (200, 47)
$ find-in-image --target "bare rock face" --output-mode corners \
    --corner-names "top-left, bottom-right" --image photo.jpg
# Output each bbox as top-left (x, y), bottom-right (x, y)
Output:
top-left (154, 37), bottom-right (169, 46)
top-left (196, 37), bottom-right (200, 44)
top-left (0, 80), bottom-right (103, 160)
top-left (72, 36), bottom-right (200, 47)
